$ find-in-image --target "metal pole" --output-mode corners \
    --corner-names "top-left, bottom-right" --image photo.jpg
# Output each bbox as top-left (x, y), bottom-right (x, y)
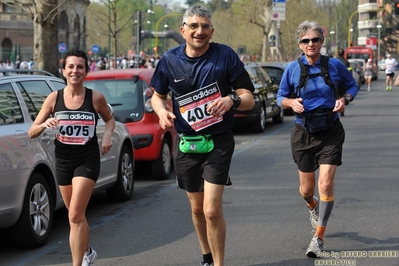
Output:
top-left (137, 12), bottom-right (140, 57)
top-left (108, 0), bottom-right (110, 58)
top-left (335, 24), bottom-right (338, 55)
top-left (377, 24), bottom-right (381, 62)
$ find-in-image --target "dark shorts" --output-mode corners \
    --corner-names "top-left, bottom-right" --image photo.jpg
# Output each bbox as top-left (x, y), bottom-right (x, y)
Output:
top-left (55, 152), bottom-right (100, 186)
top-left (173, 130), bottom-right (235, 192)
top-left (291, 119), bottom-right (345, 172)
top-left (386, 72), bottom-right (394, 77)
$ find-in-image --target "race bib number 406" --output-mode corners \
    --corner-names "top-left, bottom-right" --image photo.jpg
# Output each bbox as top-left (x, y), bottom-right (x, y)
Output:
top-left (176, 82), bottom-right (222, 132)
top-left (54, 111), bottom-right (96, 145)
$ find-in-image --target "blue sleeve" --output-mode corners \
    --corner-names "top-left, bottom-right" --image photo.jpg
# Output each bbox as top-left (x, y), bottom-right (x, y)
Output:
top-left (277, 61), bottom-right (297, 107)
top-left (150, 53), bottom-right (171, 95)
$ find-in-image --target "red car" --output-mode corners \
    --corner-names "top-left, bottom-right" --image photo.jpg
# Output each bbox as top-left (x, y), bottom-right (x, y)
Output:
top-left (84, 68), bottom-right (176, 180)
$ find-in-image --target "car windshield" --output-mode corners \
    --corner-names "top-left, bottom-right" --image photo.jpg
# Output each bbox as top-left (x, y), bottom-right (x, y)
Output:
top-left (356, 61), bottom-right (364, 67)
top-left (84, 79), bottom-right (145, 123)
top-left (262, 67), bottom-right (284, 84)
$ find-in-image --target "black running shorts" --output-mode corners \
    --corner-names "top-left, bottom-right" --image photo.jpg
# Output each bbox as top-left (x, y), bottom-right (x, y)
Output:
top-left (386, 72), bottom-right (395, 77)
top-left (173, 130), bottom-right (235, 192)
top-left (55, 151), bottom-right (100, 186)
top-left (291, 119), bottom-right (345, 172)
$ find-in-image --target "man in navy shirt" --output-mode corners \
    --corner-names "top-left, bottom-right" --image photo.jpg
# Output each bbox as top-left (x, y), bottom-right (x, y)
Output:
top-left (277, 20), bottom-right (358, 258)
top-left (150, 5), bottom-right (254, 266)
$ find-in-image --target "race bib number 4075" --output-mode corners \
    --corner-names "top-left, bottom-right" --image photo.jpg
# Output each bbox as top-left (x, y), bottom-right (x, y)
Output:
top-left (54, 111), bottom-right (96, 145)
top-left (176, 82), bottom-right (222, 132)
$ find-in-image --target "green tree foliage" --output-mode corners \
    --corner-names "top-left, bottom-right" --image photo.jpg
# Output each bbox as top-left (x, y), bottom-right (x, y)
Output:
top-left (381, 0), bottom-right (399, 55)
top-left (86, 0), bottom-right (147, 59)
top-left (87, 0), bottom-right (185, 57)
top-left (185, 0), bottom-right (205, 7)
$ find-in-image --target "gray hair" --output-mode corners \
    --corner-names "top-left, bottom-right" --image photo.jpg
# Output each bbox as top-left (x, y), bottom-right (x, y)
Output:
top-left (295, 20), bottom-right (324, 44)
top-left (182, 5), bottom-right (212, 24)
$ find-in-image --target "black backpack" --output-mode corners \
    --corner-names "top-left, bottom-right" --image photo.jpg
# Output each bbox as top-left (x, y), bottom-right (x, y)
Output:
top-left (295, 55), bottom-right (345, 99)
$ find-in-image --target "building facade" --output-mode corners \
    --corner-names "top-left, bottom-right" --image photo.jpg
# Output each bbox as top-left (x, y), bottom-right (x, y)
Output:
top-left (0, 0), bottom-right (89, 63)
top-left (356, 0), bottom-right (398, 57)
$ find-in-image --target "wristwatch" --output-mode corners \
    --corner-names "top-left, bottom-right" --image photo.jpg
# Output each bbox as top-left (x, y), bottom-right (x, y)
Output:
top-left (229, 94), bottom-right (241, 109)
top-left (344, 94), bottom-right (352, 105)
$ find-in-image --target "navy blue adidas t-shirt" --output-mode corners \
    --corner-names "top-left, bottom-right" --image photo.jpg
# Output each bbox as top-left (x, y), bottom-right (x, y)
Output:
top-left (150, 42), bottom-right (245, 135)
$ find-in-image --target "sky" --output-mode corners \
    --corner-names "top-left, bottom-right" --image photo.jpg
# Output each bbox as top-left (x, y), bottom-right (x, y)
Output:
top-left (172, 0), bottom-right (188, 7)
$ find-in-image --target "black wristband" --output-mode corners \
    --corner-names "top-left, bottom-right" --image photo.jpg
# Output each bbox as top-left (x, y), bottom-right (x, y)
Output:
top-left (229, 94), bottom-right (241, 109)
top-left (344, 95), bottom-right (351, 105)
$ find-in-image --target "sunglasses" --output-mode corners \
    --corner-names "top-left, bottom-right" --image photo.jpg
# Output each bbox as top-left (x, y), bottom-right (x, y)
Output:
top-left (299, 37), bottom-right (321, 44)
top-left (182, 22), bottom-right (213, 31)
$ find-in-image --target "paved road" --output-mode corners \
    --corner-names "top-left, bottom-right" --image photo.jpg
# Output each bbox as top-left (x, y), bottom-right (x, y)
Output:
top-left (1, 71), bottom-right (398, 266)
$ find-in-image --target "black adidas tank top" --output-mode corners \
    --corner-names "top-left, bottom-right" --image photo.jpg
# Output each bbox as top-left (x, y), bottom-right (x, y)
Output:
top-left (53, 88), bottom-right (99, 159)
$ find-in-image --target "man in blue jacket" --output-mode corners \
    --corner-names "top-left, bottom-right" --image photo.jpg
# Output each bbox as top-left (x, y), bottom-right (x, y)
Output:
top-left (277, 20), bottom-right (358, 258)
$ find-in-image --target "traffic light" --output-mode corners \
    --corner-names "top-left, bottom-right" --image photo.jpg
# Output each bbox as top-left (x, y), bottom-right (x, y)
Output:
top-left (395, 2), bottom-right (399, 15)
top-left (269, 35), bottom-right (276, 47)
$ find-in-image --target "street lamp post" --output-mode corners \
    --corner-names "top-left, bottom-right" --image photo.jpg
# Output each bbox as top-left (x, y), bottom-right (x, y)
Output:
top-left (155, 13), bottom-right (184, 55)
top-left (377, 24), bottom-right (382, 62)
top-left (330, 30), bottom-right (335, 55)
top-left (347, 9), bottom-right (359, 47)
top-left (147, 19), bottom-right (151, 55)
top-left (147, 0), bottom-right (154, 55)
top-left (164, 22), bottom-right (168, 54)
top-left (108, 0), bottom-right (111, 57)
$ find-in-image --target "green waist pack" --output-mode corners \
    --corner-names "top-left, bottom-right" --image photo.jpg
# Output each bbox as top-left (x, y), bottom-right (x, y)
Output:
top-left (179, 134), bottom-right (214, 154)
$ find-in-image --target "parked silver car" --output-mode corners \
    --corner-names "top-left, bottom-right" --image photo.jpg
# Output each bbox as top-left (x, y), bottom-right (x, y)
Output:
top-left (0, 69), bottom-right (134, 248)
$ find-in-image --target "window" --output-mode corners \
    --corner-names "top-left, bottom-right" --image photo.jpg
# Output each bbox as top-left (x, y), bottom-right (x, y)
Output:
top-left (0, 83), bottom-right (23, 125)
top-left (17, 80), bottom-right (53, 121)
top-left (50, 80), bottom-right (66, 90)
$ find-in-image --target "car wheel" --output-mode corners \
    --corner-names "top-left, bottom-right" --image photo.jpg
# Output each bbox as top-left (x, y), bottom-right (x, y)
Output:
top-left (10, 172), bottom-right (53, 248)
top-left (151, 139), bottom-right (172, 180)
top-left (272, 106), bottom-right (284, 124)
top-left (251, 103), bottom-right (266, 133)
top-left (106, 145), bottom-right (134, 202)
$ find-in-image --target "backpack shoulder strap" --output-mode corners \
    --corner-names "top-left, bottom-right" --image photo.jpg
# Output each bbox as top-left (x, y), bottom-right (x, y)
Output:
top-left (298, 57), bottom-right (308, 89)
top-left (320, 55), bottom-right (340, 98)
top-left (320, 55), bottom-right (334, 88)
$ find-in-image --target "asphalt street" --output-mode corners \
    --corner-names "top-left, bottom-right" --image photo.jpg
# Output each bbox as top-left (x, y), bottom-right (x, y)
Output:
top-left (1, 71), bottom-right (398, 266)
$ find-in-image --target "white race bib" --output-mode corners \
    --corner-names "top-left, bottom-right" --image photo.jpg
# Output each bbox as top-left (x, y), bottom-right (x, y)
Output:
top-left (176, 82), bottom-right (222, 132)
top-left (54, 111), bottom-right (96, 145)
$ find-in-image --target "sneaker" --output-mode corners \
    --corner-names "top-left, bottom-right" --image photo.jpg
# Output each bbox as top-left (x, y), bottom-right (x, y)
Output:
top-left (386, 87), bottom-right (390, 91)
top-left (306, 236), bottom-right (324, 258)
top-left (201, 262), bottom-right (214, 266)
top-left (82, 246), bottom-right (97, 266)
top-left (367, 87), bottom-right (370, 92)
top-left (308, 197), bottom-right (319, 229)
top-left (389, 87), bottom-right (393, 91)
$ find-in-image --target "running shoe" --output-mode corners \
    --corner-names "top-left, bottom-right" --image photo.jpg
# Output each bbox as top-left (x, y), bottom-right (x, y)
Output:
top-left (386, 87), bottom-right (390, 91)
top-left (201, 262), bottom-right (214, 266)
top-left (309, 196), bottom-right (319, 229)
top-left (82, 246), bottom-right (97, 266)
top-left (306, 236), bottom-right (324, 258)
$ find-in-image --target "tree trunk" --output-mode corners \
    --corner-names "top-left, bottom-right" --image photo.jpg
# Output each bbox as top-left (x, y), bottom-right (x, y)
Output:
top-left (33, 0), bottom-right (59, 77)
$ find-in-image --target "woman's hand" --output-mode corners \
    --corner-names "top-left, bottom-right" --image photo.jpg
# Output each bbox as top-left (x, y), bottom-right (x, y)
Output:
top-left (42, 118), bottom-right (59, 129)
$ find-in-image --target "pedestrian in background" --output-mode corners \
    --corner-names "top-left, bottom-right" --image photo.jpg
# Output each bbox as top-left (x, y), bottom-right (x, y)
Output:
top-left (150, 5), bottom-right (255, 266)
top-left (28, 47), bottom-right (115, 266)
top-left (277, 20), bottom-right (358, 258)
top-left (364, 58), bottom-right (373, 91)
top-left (383, 54), bottom-right (397, 91)
top-left (335, 48), bottom-right (352, 116)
